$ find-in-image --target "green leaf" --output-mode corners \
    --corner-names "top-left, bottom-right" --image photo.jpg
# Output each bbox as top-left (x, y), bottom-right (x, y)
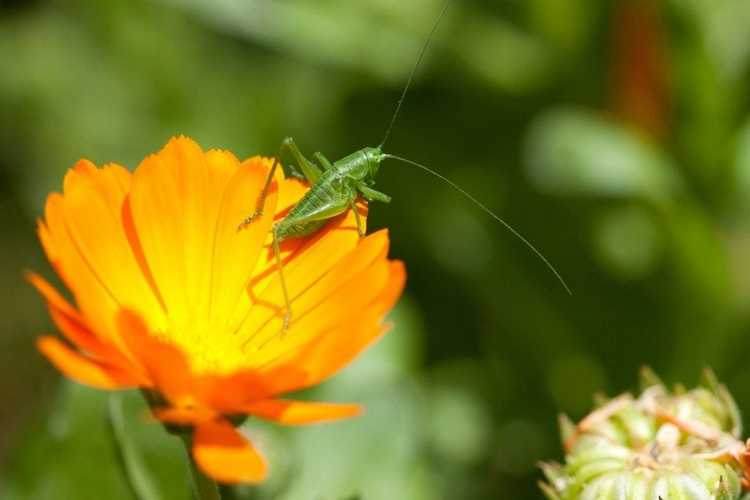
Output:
top-left (525, 109), bottom-right (683, 203)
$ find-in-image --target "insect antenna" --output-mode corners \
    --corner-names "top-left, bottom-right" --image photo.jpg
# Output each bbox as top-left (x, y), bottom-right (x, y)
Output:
top-left (383, 154), bottom-right (572, 295)
top-left (379, 0), bottom-right (453, 149)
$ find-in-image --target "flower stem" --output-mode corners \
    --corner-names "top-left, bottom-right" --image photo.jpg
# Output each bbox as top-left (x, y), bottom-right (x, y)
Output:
top-left (107, 393), bottom-right (162, 500)
top-left (181, 435), bottom-right (222, 500)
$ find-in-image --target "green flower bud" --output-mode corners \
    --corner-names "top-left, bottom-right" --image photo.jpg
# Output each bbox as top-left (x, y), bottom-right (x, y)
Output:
top-left (540, 369), bottom-right (750, 500)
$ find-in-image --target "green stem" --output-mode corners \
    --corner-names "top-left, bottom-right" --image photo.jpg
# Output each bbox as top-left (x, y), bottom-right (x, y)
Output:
top-left (181, 435), bottom-right (222, 500)
top-left (107, 393), bottom-right (162, 500)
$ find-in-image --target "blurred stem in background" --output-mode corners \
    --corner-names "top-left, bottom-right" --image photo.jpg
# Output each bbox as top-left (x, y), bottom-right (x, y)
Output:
top-left (112, 389), bottom-right (224, 500)
top-left (610, 0), bottom-right (671, 140)
top-left (180, 435), bottom-right (221, 500)
top-left (108, 393), bottom-right (163, 500)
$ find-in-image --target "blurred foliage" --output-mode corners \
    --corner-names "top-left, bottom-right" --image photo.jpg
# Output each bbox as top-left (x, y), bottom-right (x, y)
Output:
top-left (2, 0), bottom-right (750, 498)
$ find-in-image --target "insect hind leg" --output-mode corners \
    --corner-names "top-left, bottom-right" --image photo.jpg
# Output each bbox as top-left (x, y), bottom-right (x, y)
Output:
top-left (314, 152), bottom-right (333, 170)
top-left (283, 137), bottom-right (323, 183)
top-left (286, 163), bottom-right (306, 180)
top-left (272, 224), bottom-right (293, 335)
top-left (238, 143), bottom-right (285, 231)
top-left (238, 137), bottom-right (324, 231)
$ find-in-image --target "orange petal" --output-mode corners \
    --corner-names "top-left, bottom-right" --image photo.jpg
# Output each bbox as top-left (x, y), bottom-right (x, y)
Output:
top-left (371, 260), bottom-right (407, 316)
top-left (26, 272), bottom-right (134, 369)
top-left (154, 406), bottom-right (215, 425)
top-left (193, 419), bottom-right (268, 484)
top-left (257, 260), bottom-right (405, 393)
top-left (258, 312), bottom-right (386, 394)
top-left (245, 251), bottom-right (394, 362)
top-left (37, 218), bottom-right (59, 268)
top-left (288, 261), bottom-right (405, 387)
top-left (237, 222), bottom-right (381, 350)
top-left (282, 232), bottom-right (393, 334)
top-left (236, 156), bottom-right (306, 218)
top-left (128, 138), bottom-right (239, 332)
top-left (191, 371), bottom-right (274, 414)
top-left (240, 399), bottom-right (362, 425)
top-left (41, 192), bottom-right (121, 343)
top-left (60, 161), bottom-right (166, 330)
top-left (245, 200), bottom-right (367, 305)
top-left (36, 336), bottom-right (138, 389)
top-left (117, 310), bottom-right (193, 400)
top-left (207, 157), bottom-right (277, 330)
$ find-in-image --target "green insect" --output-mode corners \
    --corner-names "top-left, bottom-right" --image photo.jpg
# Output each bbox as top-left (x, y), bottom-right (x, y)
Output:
top-left (239, 0), bottom-right (570, 333)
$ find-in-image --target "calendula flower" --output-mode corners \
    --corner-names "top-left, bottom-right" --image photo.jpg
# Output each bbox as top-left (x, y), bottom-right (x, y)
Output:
top-left (30, 136), bottom-right (405, 483)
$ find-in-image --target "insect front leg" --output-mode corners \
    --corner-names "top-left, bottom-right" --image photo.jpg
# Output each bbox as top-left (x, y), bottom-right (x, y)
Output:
top-left (238, 137), bottom-right (323, 230)
top-left (359, 185), bottom-right (392, 203)
top-left (314, 152), bottom-right (333, 170)
top-left (238, 149), bottom-right (284, 230)
top-left (351, 201), bottom-right (365, 237)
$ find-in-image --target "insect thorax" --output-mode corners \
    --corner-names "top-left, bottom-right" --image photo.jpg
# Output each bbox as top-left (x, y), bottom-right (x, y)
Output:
top-left (334, 146), bottom-right (384, 183)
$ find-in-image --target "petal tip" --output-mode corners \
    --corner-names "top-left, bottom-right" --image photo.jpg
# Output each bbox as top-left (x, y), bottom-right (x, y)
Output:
top-left (193, 419), bottom-right (269, 484)
top-left (73, 159), bottom-right (97, 174)
top-left (164, 135), bottom-right (203, 154)
top-left (23, 269), bottom-right (41, 285)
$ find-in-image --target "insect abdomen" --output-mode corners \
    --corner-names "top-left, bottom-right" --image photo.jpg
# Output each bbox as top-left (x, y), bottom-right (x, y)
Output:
top-left (275, 173), bottom-right (349, 241)
top-left (275, 218), bottom-right (327, 241)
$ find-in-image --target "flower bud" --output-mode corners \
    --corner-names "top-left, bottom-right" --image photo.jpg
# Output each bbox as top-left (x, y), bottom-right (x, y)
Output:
top-left (540, 368), bottom-right (748, 500)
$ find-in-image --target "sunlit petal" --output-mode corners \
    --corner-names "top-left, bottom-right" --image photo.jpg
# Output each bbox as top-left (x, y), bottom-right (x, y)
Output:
top-left (240, 399), bottom-right (362, 425)
top-left (193, 419), bottom-right (268, 484)
top-left (36, 336), bottom-right (139, 389)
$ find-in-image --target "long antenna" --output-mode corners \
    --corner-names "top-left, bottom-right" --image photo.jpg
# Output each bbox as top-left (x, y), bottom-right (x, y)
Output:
top-left (379, 0), bottom-right (453, 149)
top-left (383, 154), bottom-right (572, 295)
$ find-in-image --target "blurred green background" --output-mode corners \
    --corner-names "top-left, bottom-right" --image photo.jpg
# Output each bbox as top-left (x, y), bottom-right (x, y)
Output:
top-left (2, 0), bottom-right (750, 498)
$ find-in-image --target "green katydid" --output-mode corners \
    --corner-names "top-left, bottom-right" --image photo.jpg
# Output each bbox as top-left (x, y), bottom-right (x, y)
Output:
top-left (238, 0), bottom-right (570, 333)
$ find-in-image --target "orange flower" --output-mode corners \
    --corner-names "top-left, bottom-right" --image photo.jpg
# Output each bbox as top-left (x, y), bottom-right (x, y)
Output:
top-left (30, 136), bottom-right (405, 483)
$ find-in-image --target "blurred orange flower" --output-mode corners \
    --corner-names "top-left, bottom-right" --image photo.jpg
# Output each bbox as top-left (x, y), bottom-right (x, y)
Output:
top-left (30, 136), bottom-right (405, 483)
